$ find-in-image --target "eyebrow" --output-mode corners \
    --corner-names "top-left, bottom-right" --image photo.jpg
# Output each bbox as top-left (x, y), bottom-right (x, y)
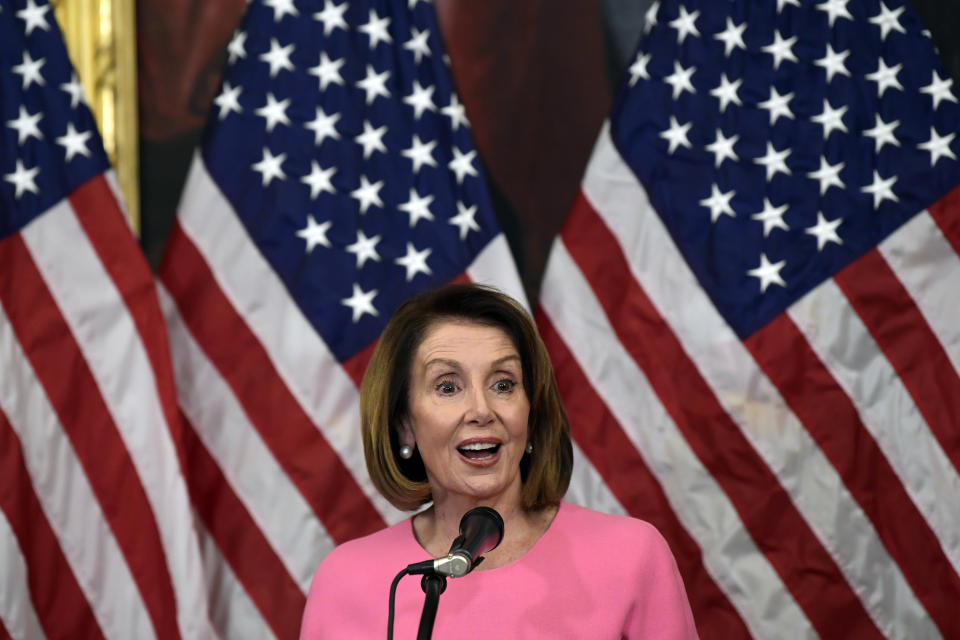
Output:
top-left (422, 354), bottom-right (521, 371)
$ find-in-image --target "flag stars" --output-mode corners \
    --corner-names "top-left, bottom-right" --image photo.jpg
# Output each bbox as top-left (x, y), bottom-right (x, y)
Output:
top-left (305, 107), bottom-right (341, 145)
top-left (449, 147), bottom-right (478, 184)
top-left (442, 94), bottom-right (469, 130)
top-left (863, 114), bottom-right (900, 152)
top-left (758, 87), bottom-right (795, 125)
top-left (748, 253), bottom-right (787, 293)
top-left (806, 213), bottom-right (843, 251)
top-left (60, 73), bottom-right (84, 107)
top-left (449, 202), bottom-right (480, 240)
top-left (700, 184), bottom-right (736, 222)
top-left (56, 123), bottom-right (92, 161)
top-left (354, 120), bottom-right (388, 159)
top-left (404, 81), bottom-right (436, 119)
top-left (404, 27), bottom-right (432, 64)
top-left (664, 61), bottom-right (696, 100)
top-left (214, 82), bottom-right (243, 120)
top-left (815, 44), bottom-right (851, 83)
top-left (644, 1), bottom-right (660, 34)
top-left (308, 52), bottom-right (345, 91)
top-left (762, 31), bottom-right (798, 70)
top-left (869, 3), bottom-right (906, 40)
top-left (314, 0), bottom-right (348, 36)
top-left (920, 72), bottom-right (958, 109)
top-left (7, 106), bottom-right (43, 145)
top-left (817, 0), bottom-right (853, 27)
top-left (710, 73), bottom-right (742, 112)
top-left (227, 31), bottom-right (247, 64)
top-left (356, 65), bottom-right (391, 105)
top-left (918, 127), bottom-right (957, 166)
top-left (296, 215), bottom-right (332, 252)
top-left (345, 230), bottom-right (382, 268)
top-left (395, 243), bottom-right (433, 281)
top-left (752, 198), bottom-right (790, 237)
top-left (251, 148), bottom-right (287, 186)
top-left (259, 38), bottom-right (295, 77)
top-left (777, 0), bottom-right (801, 11)
top-left (754, 142), bottom-right (792, 181)
top-left (300, 161), bottom-right (336, 199)
top-left (12, 51), bottom-right (46, 89)
top-left (705, 129), bottom-right (739, 168)
top-left (398, 188), bottom-right (435, 227)
top-left (341, 284), bottom-right (378, 323)
top-left (668, 6), bottom-right (700, 45)
top-left (660, 116), bottom-right (692, 154)
top-left (714, 18), bottom-right (746, 57)
top-left (17, 0), bottom-right (51, 35)
top-left (866, 59), bottom-right (903, 98)
top-left (861, 170), bottom-right (899, 208)
top-left (807, 157), bottom-right (845, 194)
top-left (255, 93), bottom-right (290, 132)
top-left (628, 52), bottom-right (651, 87)
top-left (264, 0), bottom-right (298, 22)
top-left (351, 176), bottom-right (384, 214)
top-left (402, 135), bottom-right (438, 173)
top-left (359, 9), bottom-right (393, 49)
top-left (4, 159), bottom-right (40, 198)
top-left (812, 99), bottom-right (848, 138)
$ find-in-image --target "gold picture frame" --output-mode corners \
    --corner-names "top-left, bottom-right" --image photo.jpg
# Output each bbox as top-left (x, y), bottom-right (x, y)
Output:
top-left (53, 0), bottom-right (139, 234)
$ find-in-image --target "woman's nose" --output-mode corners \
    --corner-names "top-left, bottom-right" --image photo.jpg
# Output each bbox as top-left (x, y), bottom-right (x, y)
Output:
top-left (464, 385), bottom-right (494, 426)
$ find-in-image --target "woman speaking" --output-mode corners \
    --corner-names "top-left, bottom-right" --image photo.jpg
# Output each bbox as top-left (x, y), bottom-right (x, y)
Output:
top-left (300, 284), bottom-right (698, 638)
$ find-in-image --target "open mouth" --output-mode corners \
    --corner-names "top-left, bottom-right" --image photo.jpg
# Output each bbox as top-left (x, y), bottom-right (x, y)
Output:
top-left (457, 442), bottom-right (501, 461)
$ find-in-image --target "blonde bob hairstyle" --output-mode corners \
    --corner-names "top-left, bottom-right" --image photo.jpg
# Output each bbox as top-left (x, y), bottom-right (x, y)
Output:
top-left (361, 284), bottom-right (573, 512)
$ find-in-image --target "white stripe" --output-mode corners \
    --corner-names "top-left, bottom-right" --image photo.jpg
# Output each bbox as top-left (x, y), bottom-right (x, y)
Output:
top-left (195, 518), bottom-right (271, 640)
top-left (465, 234), bottom-right (530, 312)
top-left (541, 240), bottom-right (815, 640)
top-left (0, 507), bottom-right (46, 640)
top-left (22, 200), bottom-right (214, 639)
top-left (789, 278), bottom-right (960, 574)
top-left (565, 441), bottom-right (628, 517)
top-left (176, 156), bottom-right (402, 524)
top-left (159, 284), bottom-right (335, 592)
top-left (0, 305), bottom-right (155, 640)
top-left (581, 122), bottom-right (939, 639)
top-left (879, 210), bottom-right (960, 380)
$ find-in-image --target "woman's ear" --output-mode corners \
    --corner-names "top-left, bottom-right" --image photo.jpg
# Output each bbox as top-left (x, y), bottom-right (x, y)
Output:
top-left (396, 418), bottom-right (415, 448)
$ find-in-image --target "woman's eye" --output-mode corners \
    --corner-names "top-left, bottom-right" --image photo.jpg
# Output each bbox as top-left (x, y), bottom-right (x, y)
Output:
top-left (493, 379), bottom-right (516, 393)
top-left (435, 381), bottom-right (457, 395)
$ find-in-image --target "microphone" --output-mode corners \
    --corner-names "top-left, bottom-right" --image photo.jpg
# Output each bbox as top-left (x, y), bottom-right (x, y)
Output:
top-left (408, 507), bottom-right (504, 578)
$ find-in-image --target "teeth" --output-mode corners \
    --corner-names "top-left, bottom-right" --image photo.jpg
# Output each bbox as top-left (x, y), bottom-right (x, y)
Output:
top-left (459, 442), bottom-right (497, 451)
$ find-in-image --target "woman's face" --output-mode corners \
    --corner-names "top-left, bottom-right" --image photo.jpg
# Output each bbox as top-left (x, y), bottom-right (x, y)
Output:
top-left (400, 319), bottom-right (530, 506)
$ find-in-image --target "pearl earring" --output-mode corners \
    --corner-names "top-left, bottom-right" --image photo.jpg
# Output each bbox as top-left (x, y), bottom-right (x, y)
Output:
top-left (399, 445), bottom-right (413, 459)
top-left (525, 442), bottom-right (533, 454)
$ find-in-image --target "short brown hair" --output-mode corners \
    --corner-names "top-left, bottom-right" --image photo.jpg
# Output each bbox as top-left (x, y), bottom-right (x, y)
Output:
top-left (361, 284), bottom-right (573, 511)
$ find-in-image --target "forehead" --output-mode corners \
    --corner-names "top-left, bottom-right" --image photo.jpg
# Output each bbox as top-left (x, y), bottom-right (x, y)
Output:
top-left (415, 319), bottom-right (519, 364)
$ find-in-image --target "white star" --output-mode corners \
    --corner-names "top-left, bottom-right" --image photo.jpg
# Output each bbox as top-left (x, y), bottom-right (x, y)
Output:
top-left (346, 230), bottom-right (382, 268)
top-left (402, 135), bottom-right (438, 173)
top-left (861, 170), bottom-right (899, 208)
top-left (351, 175), bottom-right (384, 214)
top-left (398, 188), bottom-right (436, 227)
top-left (918, 126), bottom-right (957, 166)
top-left (354, 120), bottom-right (388, 159)
top-left (660, 116), bottom-right (692, 154)
top-left (404, 81), bottom-right (436, 119)
top-left (628, 52), bottom-right (650, 87)
top-left (255, 92), bottom-right (290, 132)
top-left (807, 156), bottom-right (845, 194)
top-left (643, 1), bottom-right (660, 34)
top-left (17, 0), bottom-right (51, 35)
top-left (869, 3), bottom-right (906, 40)
top-left (442, 94), bottom-right (469, 130)
top-left (305, 107), bottom-right (341, 145)
top-left (356, 64), bottom-right (391, 105)
top-left (817, 0), bottom-right (853, 27)
top-left (705, 129), bottom-right (739, 168)
top-left (4, 159), bottom-right (40, 198)
top-left (777, 0), bottom-right (801, 11)
top-left (815, 44), bottom-right (851, 83)
top-left (752, 198), bottom-right (790, 237)
top-left (308, 52), bottom-right (345, 91)
top-left (758, 86), bottom-right (795, 125)
top-left (314, 0), bottom-right (348, 36)
top-left (448, 147), bottom-right (478, 184)
top-left (748, 253), bottom-right (788, 292)
top-left (710, 73), bottom-right (742, 111)
top-left (811, 99), bottom-right (848, 138)
top-left (699, 184), bottom-right (736, 222)
top-left (296, 215), bottom-right (332, 252)
top-left (227, 30), bottom-right (247, 64)
top-left (395, 243), bottom-right (433, 281)
top-left (866, 59), bottom-right (903, 98)
top-left (251, 148), bottom-right (287, 186)
top-left (12, 51), bottom-right (46, 89)
top-left (806, 212), bottom-right (843, 251)
top-left (359, 9), bottom-right (392, 49)
top-left (920, 72), bottom-right (959, 109)
top-left (300, 161), bottom-right (336, 199)
top-left (863, 114), bottom-right (900, 152)
top-left (754, 142), bottom-right (792, 181)
top-left (264, 0), bottom-right (298, 22)
top-left (664, 60), bottom-right (696, 99)
top-left (449, 201), bottom-right (480, 240)
top-left (7, 105), bottom-right (43, 144)
top-left (60, 73), bottom-right (84, 107)
top-left (214, 81), bottom-right (243, 120)
top-left (669, 6), bottom-right (700, 44)
top-left (259, 38), bottom-right (295, 77)
top-left (404, 27), bottom-right (431, 64)
top-left (714, 17), bottom-right (746, 57)
top-left (56, 123), bottom-right (92, 161)
top-left (341, 284), bottom-right (378, 323)
top-left (762, 31), bottom-right (798, 70)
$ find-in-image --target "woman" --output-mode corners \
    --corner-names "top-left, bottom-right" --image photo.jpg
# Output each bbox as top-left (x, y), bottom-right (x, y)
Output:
top-left (301, 284), bottom-right (698, 638)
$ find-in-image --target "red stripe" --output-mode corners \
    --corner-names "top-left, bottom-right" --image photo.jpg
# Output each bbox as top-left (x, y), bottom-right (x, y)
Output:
top-left (160, 221), bottom-right (385, 542)
top-left (561, 193), bottom-right (883, 638)
top-left (0, 233), bottom-right (181, 640)
top-left (835, 249), bottom-right (960, 474)
top-left (746, 313), bottom-right (960, 636)
top-left (537, 312), bottom-right (750, 639)
top-left (180, 410), bottom-right (305, 640)
top-left (927, 183), bottom-right (960, 257)
top-left (0, 407), bottom-right (105, 640)
top-left (0, 616), bottom-right (9, 640)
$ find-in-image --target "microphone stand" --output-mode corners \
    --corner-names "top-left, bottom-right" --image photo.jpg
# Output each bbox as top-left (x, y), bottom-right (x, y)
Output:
top-left (416, 574), bottom-right (446, 640)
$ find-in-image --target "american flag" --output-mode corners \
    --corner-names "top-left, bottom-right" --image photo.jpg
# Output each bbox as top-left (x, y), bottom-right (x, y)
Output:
top-left (0, 1), bottom-right (213, 638)
top-left (539, 0), bottom-right (960, 638)
top-left (159, 0), bottom-right (525, 637)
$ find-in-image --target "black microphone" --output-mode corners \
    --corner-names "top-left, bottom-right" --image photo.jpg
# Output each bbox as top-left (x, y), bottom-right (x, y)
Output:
top-left (408, 507), bottom-right (504, 578)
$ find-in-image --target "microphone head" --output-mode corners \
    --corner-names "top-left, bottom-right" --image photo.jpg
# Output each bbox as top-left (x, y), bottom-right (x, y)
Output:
top-left (457, 506), bottom-right (504, 561)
